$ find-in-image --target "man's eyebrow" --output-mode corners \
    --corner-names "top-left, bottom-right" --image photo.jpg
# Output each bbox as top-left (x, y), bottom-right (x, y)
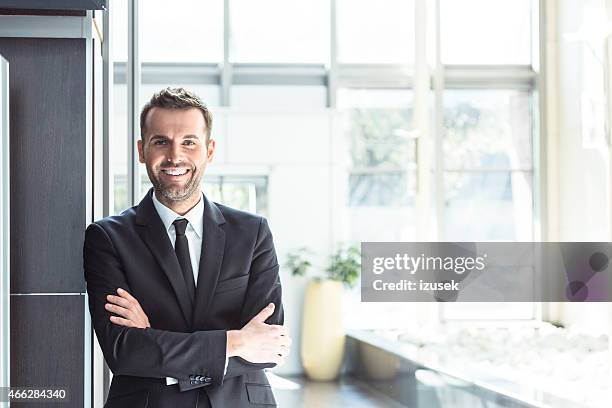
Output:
top-left (148, 134), bottom-right (201, 142)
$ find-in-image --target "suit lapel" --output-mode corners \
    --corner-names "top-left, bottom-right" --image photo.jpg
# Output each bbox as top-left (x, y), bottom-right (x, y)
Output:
top-left (192, 195), bottom-right (226, 329)
top-left (135, 189), bottom-right (193, 327)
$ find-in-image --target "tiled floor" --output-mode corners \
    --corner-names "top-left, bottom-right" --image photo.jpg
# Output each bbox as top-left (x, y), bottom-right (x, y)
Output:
top-left (270, 374), bottom-right (405, 408)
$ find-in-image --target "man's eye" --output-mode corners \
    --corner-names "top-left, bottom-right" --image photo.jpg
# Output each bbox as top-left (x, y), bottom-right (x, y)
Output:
top-left (183, 140), bottom-right (196, 145)
top-left (153, 140), bottom-right (167, 145)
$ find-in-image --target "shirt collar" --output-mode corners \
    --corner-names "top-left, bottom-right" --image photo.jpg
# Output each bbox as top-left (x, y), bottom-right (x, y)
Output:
top-left (151, 190), bottom-right (204, 239)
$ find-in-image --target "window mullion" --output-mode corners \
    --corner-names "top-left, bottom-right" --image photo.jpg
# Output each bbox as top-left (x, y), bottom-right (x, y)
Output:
top-left (433, 0), bottom-right (445, 242)
top-left (414, 0), bottom-right (433, 240)
top-left (221, 0), bottom-right (232, 106)
top-left (127, 0), bottom-right (141, 206)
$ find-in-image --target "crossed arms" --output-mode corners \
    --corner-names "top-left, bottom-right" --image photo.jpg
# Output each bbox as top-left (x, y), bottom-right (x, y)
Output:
top-left (83, 219), bottom-right (291, 393)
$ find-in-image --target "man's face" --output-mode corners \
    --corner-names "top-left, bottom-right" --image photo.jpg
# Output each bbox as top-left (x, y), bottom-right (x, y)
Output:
top-left (137, 107), bottom-right (215, 202)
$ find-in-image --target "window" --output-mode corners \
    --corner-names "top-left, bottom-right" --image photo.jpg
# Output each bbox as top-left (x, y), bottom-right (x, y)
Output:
top-left (337, 0), bottom-right (415, 64)
top-left (112, 84), bottom-right (129, 214)
top-left (338, 88), bottom-right (417, 242)
top-left (338, 89), bottom-right (416, 207)
top-left (140, 0), bottom-right (223, 63)
top-left (443, 90), bottom-right (534, 241)
top-left (440, 0), bottom-right (532, 65)
top-left (441, 91), bottom-right (536, 319)
top-left (230, 0), bottom-right (329, 63)
top-left (204, 176), bottom-right (268, 215)
top-left (110, 1), bottom-right (129, 213)
top-left (111, 0), bottom-right (127, 62)
top-left (438, 0), bottom-right (538, 321)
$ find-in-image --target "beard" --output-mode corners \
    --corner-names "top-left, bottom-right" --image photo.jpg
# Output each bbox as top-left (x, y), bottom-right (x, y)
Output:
top-left (146, 163), bottom-right (204, 202)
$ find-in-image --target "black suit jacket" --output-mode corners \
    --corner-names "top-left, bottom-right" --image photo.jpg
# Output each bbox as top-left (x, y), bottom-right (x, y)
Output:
top-left (83, 189), bottom-right (283, 408)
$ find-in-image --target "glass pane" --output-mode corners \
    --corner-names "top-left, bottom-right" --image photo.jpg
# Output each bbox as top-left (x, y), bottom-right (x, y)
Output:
top-left (349, 172), bottom-right (415, 207)
top-left (140, 0), bottom-right (223, 62)
top-left (338, 89), bottom-right (416, 169)
top-left (110, 0), bottom-right (128, 62)
top-left (112, 84), bottom-right (129, 213)
top-left (230, 0), bottom-right (329, 63)
top-left (440, 0), bottom-right (532, 65)
top-left (231, 85), bottom-right (327, 109)
top-left (444, 171), bottom-right (533, 241)
top-left (339, 89), bottom-right (417, 242)
top-left (337, 0), bottom-right (414, 64)
top-left (204, 176), bottom-right (269, 215)
top-left (444, 90), bottom-right (532, 170)
top-left (140, 174), bottom-right (153, 202)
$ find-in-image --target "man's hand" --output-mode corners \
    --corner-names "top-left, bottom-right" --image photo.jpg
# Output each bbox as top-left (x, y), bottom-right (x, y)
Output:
top-left (226, 303), bottom-right (291, 366)
top-left (105, 287), bottom-right (151, 329)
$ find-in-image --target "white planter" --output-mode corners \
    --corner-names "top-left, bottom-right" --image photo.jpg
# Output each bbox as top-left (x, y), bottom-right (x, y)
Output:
top-left (301, 279), bottom-right (345, 381)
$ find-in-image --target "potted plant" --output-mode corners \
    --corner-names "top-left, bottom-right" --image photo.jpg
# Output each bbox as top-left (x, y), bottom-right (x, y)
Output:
top-left (287, 245), bottom-right (360, 381)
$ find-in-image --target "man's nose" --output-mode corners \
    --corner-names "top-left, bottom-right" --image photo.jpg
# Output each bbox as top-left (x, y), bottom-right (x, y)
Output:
top-left (166, 142), bottom-right (183, 164)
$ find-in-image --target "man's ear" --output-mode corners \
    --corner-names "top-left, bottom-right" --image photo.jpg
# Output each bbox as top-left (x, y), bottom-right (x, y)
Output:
top-left (206, 138), bottom-right (216, 163)
top-left (137, 138), bottom-right (145, 163)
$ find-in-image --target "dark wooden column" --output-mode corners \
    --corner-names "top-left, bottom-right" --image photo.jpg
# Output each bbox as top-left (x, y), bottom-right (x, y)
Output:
top-left (0, 37), bottom-right (87, 408)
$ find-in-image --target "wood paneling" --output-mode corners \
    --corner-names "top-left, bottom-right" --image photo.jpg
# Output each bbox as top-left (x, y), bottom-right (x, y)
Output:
top-left (10, 294), bottom-right (85, 407)
top-left (0, 38), bottom-right (86, 294)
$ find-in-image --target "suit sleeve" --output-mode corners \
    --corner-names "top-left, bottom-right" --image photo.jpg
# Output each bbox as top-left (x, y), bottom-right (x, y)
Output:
top-left (84, 222), bottom-right (226, 392)
top-left (224, 217), bottom-right (284, 380)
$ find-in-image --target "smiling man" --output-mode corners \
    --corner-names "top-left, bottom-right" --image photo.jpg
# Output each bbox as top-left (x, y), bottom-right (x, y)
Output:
top-left (83, 88), bottom-right (289, 408)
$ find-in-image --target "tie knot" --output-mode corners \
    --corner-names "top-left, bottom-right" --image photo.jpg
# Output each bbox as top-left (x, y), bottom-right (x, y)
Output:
top-left (173, 218), bottom-right (189, 236)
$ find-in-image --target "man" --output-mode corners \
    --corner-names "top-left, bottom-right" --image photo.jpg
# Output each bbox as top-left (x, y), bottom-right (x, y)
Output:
top-left (83, 88), bottom-right (290, 408)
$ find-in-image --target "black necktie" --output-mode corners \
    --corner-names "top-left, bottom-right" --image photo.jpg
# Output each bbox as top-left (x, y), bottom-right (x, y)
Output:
top-left (173, 218), bottom-right (196, 305)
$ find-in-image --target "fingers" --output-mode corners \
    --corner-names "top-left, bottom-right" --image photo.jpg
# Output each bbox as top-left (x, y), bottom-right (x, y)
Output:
top-left (252, 303), bottom-right (275, 323)
top-left (106, 290), bottom-right (151, 329)
top-left (116, 288), bottom-right (138, 304)
top-left (106, 295), bottom-right (137, 317)
top-left (115, 288), bottom-right (146, 313)
top-left (105, 302), bottom-right (131, 319)
top-left (106, 302), bottom-right (149, 329)
top-left (108, 289), bottom-right (146, 314)
top-left (106, 294), bottom-right (131, 309)
top-left (109, 315), bottom-right (135, 328)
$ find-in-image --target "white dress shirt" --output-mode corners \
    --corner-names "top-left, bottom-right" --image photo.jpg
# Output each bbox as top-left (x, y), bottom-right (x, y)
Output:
top-left (152, 191), bottom-right (204, 283)
top-left (151, 191), bottom-right (228, 385)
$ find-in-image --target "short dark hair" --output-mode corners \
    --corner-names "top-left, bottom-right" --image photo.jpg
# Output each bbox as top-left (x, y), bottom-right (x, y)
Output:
top-left (140, 87), bottom-right (213, 141)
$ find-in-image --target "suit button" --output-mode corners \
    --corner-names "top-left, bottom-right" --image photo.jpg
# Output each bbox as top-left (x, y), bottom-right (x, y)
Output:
top-left (196, 375), bottom-right (202, 381)
top-left (204, 377), bottom-right (212, 383)
top-left (190, 380), bottom-right (196, 384)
